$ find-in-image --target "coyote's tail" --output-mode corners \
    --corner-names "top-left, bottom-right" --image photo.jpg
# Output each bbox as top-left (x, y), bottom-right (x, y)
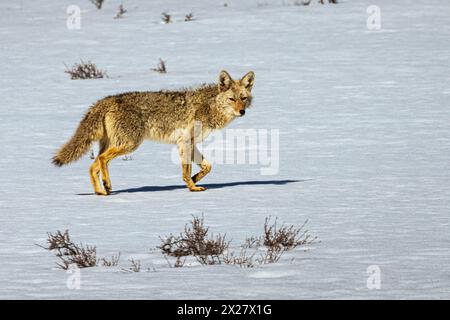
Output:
top-left (52, 107), bottom-right (104, 167)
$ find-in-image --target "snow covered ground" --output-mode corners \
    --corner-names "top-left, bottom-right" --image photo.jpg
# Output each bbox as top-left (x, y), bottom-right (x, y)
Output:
top-left (0, 0), bottom-right (449, 299)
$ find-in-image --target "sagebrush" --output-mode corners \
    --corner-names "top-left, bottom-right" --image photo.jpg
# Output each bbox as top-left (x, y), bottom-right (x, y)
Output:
top-left (159, 216), bottom-right (229, 266)
top-left (152, 58), bottom-right (167, 73)
top-left (159, 215), bottom-right (317, 268)
top-left (90, 0), bottom-right (104, 10)
top-left (42, 230), bottom-right (120, 270)
top-left (64, 60), bottom-right (106, 80)
top-left (161, 12), bottom-right (171, 24)
top-left (114, 5), bottom-right (127, 19)
top-left (43, 230), bottom-right (97, 270)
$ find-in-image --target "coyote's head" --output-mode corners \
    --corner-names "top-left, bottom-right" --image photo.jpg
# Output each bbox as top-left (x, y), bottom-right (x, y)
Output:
top-left (216, 70), bottom-right (255, 117)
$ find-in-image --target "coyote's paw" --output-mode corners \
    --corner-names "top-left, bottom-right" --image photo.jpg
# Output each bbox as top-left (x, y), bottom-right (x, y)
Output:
top-left (95, 190), bottom-right (108, 196)
top-left (188, 186), bottom-right (206, 192)
top-left (103, 181), bottom-right (112, 195)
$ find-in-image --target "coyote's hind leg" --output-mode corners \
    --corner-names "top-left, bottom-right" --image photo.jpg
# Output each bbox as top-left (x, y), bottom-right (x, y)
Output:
top-left (88, 139), bottom-right (109, 196)
top-left (89, 158), bottom-right (107, 196)
top-left (98, 146), bottom-right (128, 195)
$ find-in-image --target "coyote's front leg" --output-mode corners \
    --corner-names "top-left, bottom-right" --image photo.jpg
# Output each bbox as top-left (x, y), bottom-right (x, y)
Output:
top-left (178, 141), bottom-right (206, 192)
top-left (192, 146), bottom-right (212, 183)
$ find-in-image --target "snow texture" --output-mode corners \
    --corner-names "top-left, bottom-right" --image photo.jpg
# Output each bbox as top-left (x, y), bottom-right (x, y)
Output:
top-left (0, 0), bottom-right (449, 299)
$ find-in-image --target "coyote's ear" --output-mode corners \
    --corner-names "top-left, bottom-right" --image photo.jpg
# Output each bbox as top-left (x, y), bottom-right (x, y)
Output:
top-left (218, 70), bottom-right (233, 92)
top-left (241, 71), bottom-right (255, 91)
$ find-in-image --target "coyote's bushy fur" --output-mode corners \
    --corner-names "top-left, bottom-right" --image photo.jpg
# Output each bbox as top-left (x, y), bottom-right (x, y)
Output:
top-left (52, 70), bottom-right (255, 195)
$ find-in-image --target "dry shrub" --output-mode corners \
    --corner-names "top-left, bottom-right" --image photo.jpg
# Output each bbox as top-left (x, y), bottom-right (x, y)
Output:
top-left (90, 0), bottom-right (104, 10)
top-left (259, 245), bottom-right (285, 264)
top-left (101, 253), bottom-right (121, 267)
top-left (160, 235), bottom-right (191, 268)
top-left (159, 216), bottom-right (229, 266)
top-left (44, 230), bottom-right (97, 270)
top-left (41, 230), bottom-right (121, 270)
top-left (263, 217), bottom-right (315, 249)
top-left (227, 217), bottom-right (318, 266)
top-left (185, 13), bottom-right (194, 22)
top-left (183, 216), bottom-right (229, 265)
top-left (120, 259), bottom-right (141, 272)
top-left (159, 215), bottom-right (316, 268)
top-left (161, 12), bottom-right (171, 24)
top-left (258, 217), bottom-right (317, 263)
top-left (241, 236), bottom-right (262, 249)
top-left (152, 58), bottom-right (167, 73)
top-left (158, 234), bottom-right (189, 268)
top-left (114, 5), bottom-right (127, 19)
top-left (128, 259), bottom-right (141, 272)
top-left (223, 247), bottom-right (257, 268)
top-left (64, 60), bottom-right (106, 80)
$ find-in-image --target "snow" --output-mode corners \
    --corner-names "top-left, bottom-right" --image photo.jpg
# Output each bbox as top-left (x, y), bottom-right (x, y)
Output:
top-left (1, 0), bottom-right (449, 299)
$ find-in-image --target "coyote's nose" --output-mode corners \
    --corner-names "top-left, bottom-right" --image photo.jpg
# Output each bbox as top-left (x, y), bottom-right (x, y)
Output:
top-left (239, 110), bottom-right (245, 116)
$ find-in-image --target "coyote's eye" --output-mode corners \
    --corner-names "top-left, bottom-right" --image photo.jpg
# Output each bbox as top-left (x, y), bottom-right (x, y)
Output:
top-left (241, 96), bottom-right (247, 101)
top-left (229, 97), bottom-right (236, 102)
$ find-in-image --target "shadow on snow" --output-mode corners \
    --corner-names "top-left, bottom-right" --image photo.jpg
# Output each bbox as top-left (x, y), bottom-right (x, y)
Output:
top-left (76, 179), bottom-right (306, 195)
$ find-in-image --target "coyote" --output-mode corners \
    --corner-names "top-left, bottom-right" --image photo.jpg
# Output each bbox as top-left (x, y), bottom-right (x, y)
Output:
top-left (52, 70), bottom-right (255, 195)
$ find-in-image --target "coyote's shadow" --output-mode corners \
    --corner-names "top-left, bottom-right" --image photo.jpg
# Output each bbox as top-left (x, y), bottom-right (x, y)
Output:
top-left (106, 179), bottom-right (304, 195)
